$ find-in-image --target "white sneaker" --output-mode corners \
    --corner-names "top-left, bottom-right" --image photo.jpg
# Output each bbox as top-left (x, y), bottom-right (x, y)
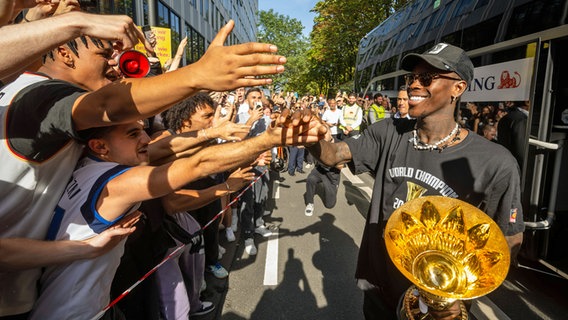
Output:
top-left (190, 301), bottom-right (215, 316)
top-left (226, 228), bottom-right (236, 242)
top-left (254, 225), bottom-right (273, 237)
top-left (305, 203), bottom-right (314, 216)
top-left (218, 245), bottom-right (226, 260)
top-left (244, 238), bottom-right (257, 255)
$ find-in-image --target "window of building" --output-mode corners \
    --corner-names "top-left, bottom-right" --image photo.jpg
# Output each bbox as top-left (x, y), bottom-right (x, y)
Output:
top-left (204, 0), bottom-right (209, 22)
top-left (170, 12), bottom-right (181, 57)
top-left (191, 28), bottom-right (200, 63)
top-left (97, 0), bottom-right (136, 20)
top-left (143, 0), bottom-right (149, 26)
top-left (198, 34), bottom-right (205, 60)
top-left (157, 1), bottom-right (185, 59)
top-left (158, 1), bottom-right (170, 27)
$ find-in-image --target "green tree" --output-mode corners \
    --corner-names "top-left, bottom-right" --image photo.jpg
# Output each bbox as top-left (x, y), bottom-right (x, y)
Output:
top-left (307, 0), bottom-right (411, 96)
top-left (258, 9), bottom-right (310, 93)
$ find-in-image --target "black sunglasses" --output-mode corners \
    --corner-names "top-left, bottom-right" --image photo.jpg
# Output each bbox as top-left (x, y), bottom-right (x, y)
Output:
top-left (404, 72), bottom-right (462, 86)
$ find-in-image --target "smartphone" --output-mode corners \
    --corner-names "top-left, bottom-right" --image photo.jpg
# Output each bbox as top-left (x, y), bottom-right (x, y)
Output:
top-left (142, 25), bottom-right (153, 40)
top-left (255, 101), bottom-right (263, 110)
top-left (227, 95), bottom-right (235, 104)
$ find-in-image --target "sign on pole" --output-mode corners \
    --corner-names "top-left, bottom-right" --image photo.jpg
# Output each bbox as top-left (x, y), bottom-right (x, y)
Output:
top-left (462, 58), bottom-right (534, 102)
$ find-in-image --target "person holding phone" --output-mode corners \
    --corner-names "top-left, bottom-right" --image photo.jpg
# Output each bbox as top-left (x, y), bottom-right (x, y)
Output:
top-left (234, 88), bottom-right (273, 256)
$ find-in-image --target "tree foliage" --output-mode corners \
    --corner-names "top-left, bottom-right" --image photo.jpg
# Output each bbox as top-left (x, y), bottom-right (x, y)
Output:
top-left (258, 1), bottom-right (411, 96)
top-left (307, 0), bottom-right (411, 96)
top-left (258, 9), bottom-right (310, 92)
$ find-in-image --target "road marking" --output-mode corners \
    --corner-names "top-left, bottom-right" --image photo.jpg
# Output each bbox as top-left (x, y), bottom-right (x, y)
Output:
top-left (272, 179), bottom-right (280, 199)
top-left (263, 230), bottom-right (279, 286)
top-left (470, 296), bottom-right (510, 320)
top-left (359, 186), bottom-right (372, 201)
top-left (341, 167), bottom-right (363, 184)
top-left (341, 168), bottom-right (372, 200)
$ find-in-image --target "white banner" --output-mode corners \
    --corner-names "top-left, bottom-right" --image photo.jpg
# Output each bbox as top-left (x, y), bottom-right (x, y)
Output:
top-left (462, 57), bottom-right (534, 102)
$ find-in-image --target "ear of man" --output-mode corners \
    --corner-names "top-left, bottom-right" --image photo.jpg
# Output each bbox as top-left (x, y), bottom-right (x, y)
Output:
top-left (88, 138), bottom-right (109, 157)
top-left (182, 119), bottom-right (192, 130)
top-left (55, 46), bottom-right (75, 69)
top-left (452, 79), bottom-right (468, 99)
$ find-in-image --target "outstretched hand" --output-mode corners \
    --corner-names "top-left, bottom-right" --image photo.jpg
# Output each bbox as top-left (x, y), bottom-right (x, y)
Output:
top-left (268, 108), bottom-right (327, 146)
top-left (82, 210), bottom-right (141, 258)
top-left (226, 167), bottom-right (255, 192)
top-left (251, 150), bottom-right (272, 167)
top-left (211, 116), bottom-right (251, 141)
top-left (190, 20), bottom-right (287, 91)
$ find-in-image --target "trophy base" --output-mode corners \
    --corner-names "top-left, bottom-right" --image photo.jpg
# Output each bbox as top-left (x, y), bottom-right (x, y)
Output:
top-left (398, 286), bottom-right (468, 320)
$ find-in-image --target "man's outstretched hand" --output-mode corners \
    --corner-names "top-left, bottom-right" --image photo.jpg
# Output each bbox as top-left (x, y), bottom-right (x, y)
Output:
top-left (189, 20), bottom-right (287, 91)
top-left (268, 108), bottom-right (328, 146)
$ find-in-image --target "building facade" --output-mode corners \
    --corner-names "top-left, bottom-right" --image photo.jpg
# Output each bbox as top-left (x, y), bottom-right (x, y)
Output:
top-left (93, 0), bottom-right (258, 65)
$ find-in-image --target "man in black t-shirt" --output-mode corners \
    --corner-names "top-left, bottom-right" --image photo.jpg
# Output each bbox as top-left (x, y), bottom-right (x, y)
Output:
top-left (308, 43), bottom-right (525, 320)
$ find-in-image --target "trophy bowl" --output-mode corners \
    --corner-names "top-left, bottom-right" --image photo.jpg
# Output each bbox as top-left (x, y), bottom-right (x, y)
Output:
top-left (385, 196), bottom-right (510, 318)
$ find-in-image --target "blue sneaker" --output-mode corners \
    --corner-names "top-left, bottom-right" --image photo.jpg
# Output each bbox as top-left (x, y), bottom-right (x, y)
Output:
top-left (206, 262), bottom-right (228, 279)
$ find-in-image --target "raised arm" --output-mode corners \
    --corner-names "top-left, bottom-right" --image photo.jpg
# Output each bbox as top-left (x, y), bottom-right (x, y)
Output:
top-left (72, 20), bottom-right (286, 131)
top-left (166, 36), bottom-right (188, 72)
top-left (161, 167), bottom-right (254, 214)
top-left (0, 11), bottom-right (146, 79)
top-left (148, 119), bottom-right (251, 165)
top-left (307, 139), bottom-right (353, 168)
top-left (98, 113), bottom-right (326, 221)
top-left (0, 211), bottom-right (140, 271)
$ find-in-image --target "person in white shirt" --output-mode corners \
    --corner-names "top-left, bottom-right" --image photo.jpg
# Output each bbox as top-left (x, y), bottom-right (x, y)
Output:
top-left (322, 98), bottom-right (343, 140)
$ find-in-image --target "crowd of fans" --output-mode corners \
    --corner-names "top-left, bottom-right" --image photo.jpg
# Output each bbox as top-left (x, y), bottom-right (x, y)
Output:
top-left (0, 2), bottom-right (325, 319)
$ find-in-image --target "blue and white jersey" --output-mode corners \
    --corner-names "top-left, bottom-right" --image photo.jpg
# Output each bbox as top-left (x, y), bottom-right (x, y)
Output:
top-left (0, 72), bottom-right (86, 316)
top-left (30, 156), bottom-right (138, 320)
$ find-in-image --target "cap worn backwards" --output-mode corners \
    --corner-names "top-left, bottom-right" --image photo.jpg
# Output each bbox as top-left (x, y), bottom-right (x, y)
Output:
top-left (401, 43), bottom-right (474, 85)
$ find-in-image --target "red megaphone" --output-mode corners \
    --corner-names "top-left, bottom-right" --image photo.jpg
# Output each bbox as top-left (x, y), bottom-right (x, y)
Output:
top-left (117, 50), bottom-right (150, 78)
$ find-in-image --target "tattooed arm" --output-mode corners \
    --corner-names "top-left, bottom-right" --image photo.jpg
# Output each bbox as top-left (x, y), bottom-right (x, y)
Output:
top-left (307, 140), bottom-right (352, 168)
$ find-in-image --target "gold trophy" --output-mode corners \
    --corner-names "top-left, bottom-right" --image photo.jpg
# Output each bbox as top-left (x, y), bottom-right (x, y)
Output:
top-left (385, 196), bottom-right (510, 320)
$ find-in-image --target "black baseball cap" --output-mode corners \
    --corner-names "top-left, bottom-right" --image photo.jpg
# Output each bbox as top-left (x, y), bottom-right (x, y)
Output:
top-left (401, 43), bottom-right (474, 85)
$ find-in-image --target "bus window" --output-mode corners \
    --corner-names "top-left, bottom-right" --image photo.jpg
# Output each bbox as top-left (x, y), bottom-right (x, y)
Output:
top-left (452, 0), bottom-right (476, 19)
top-left (461, 15), bottom-right (502, 51)
top-left (474, 0), bottom-right (489, 10)
top-left (505, 0), bottom-right (566, 40)
top-left (432, 4), bottom-right (453, 29)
